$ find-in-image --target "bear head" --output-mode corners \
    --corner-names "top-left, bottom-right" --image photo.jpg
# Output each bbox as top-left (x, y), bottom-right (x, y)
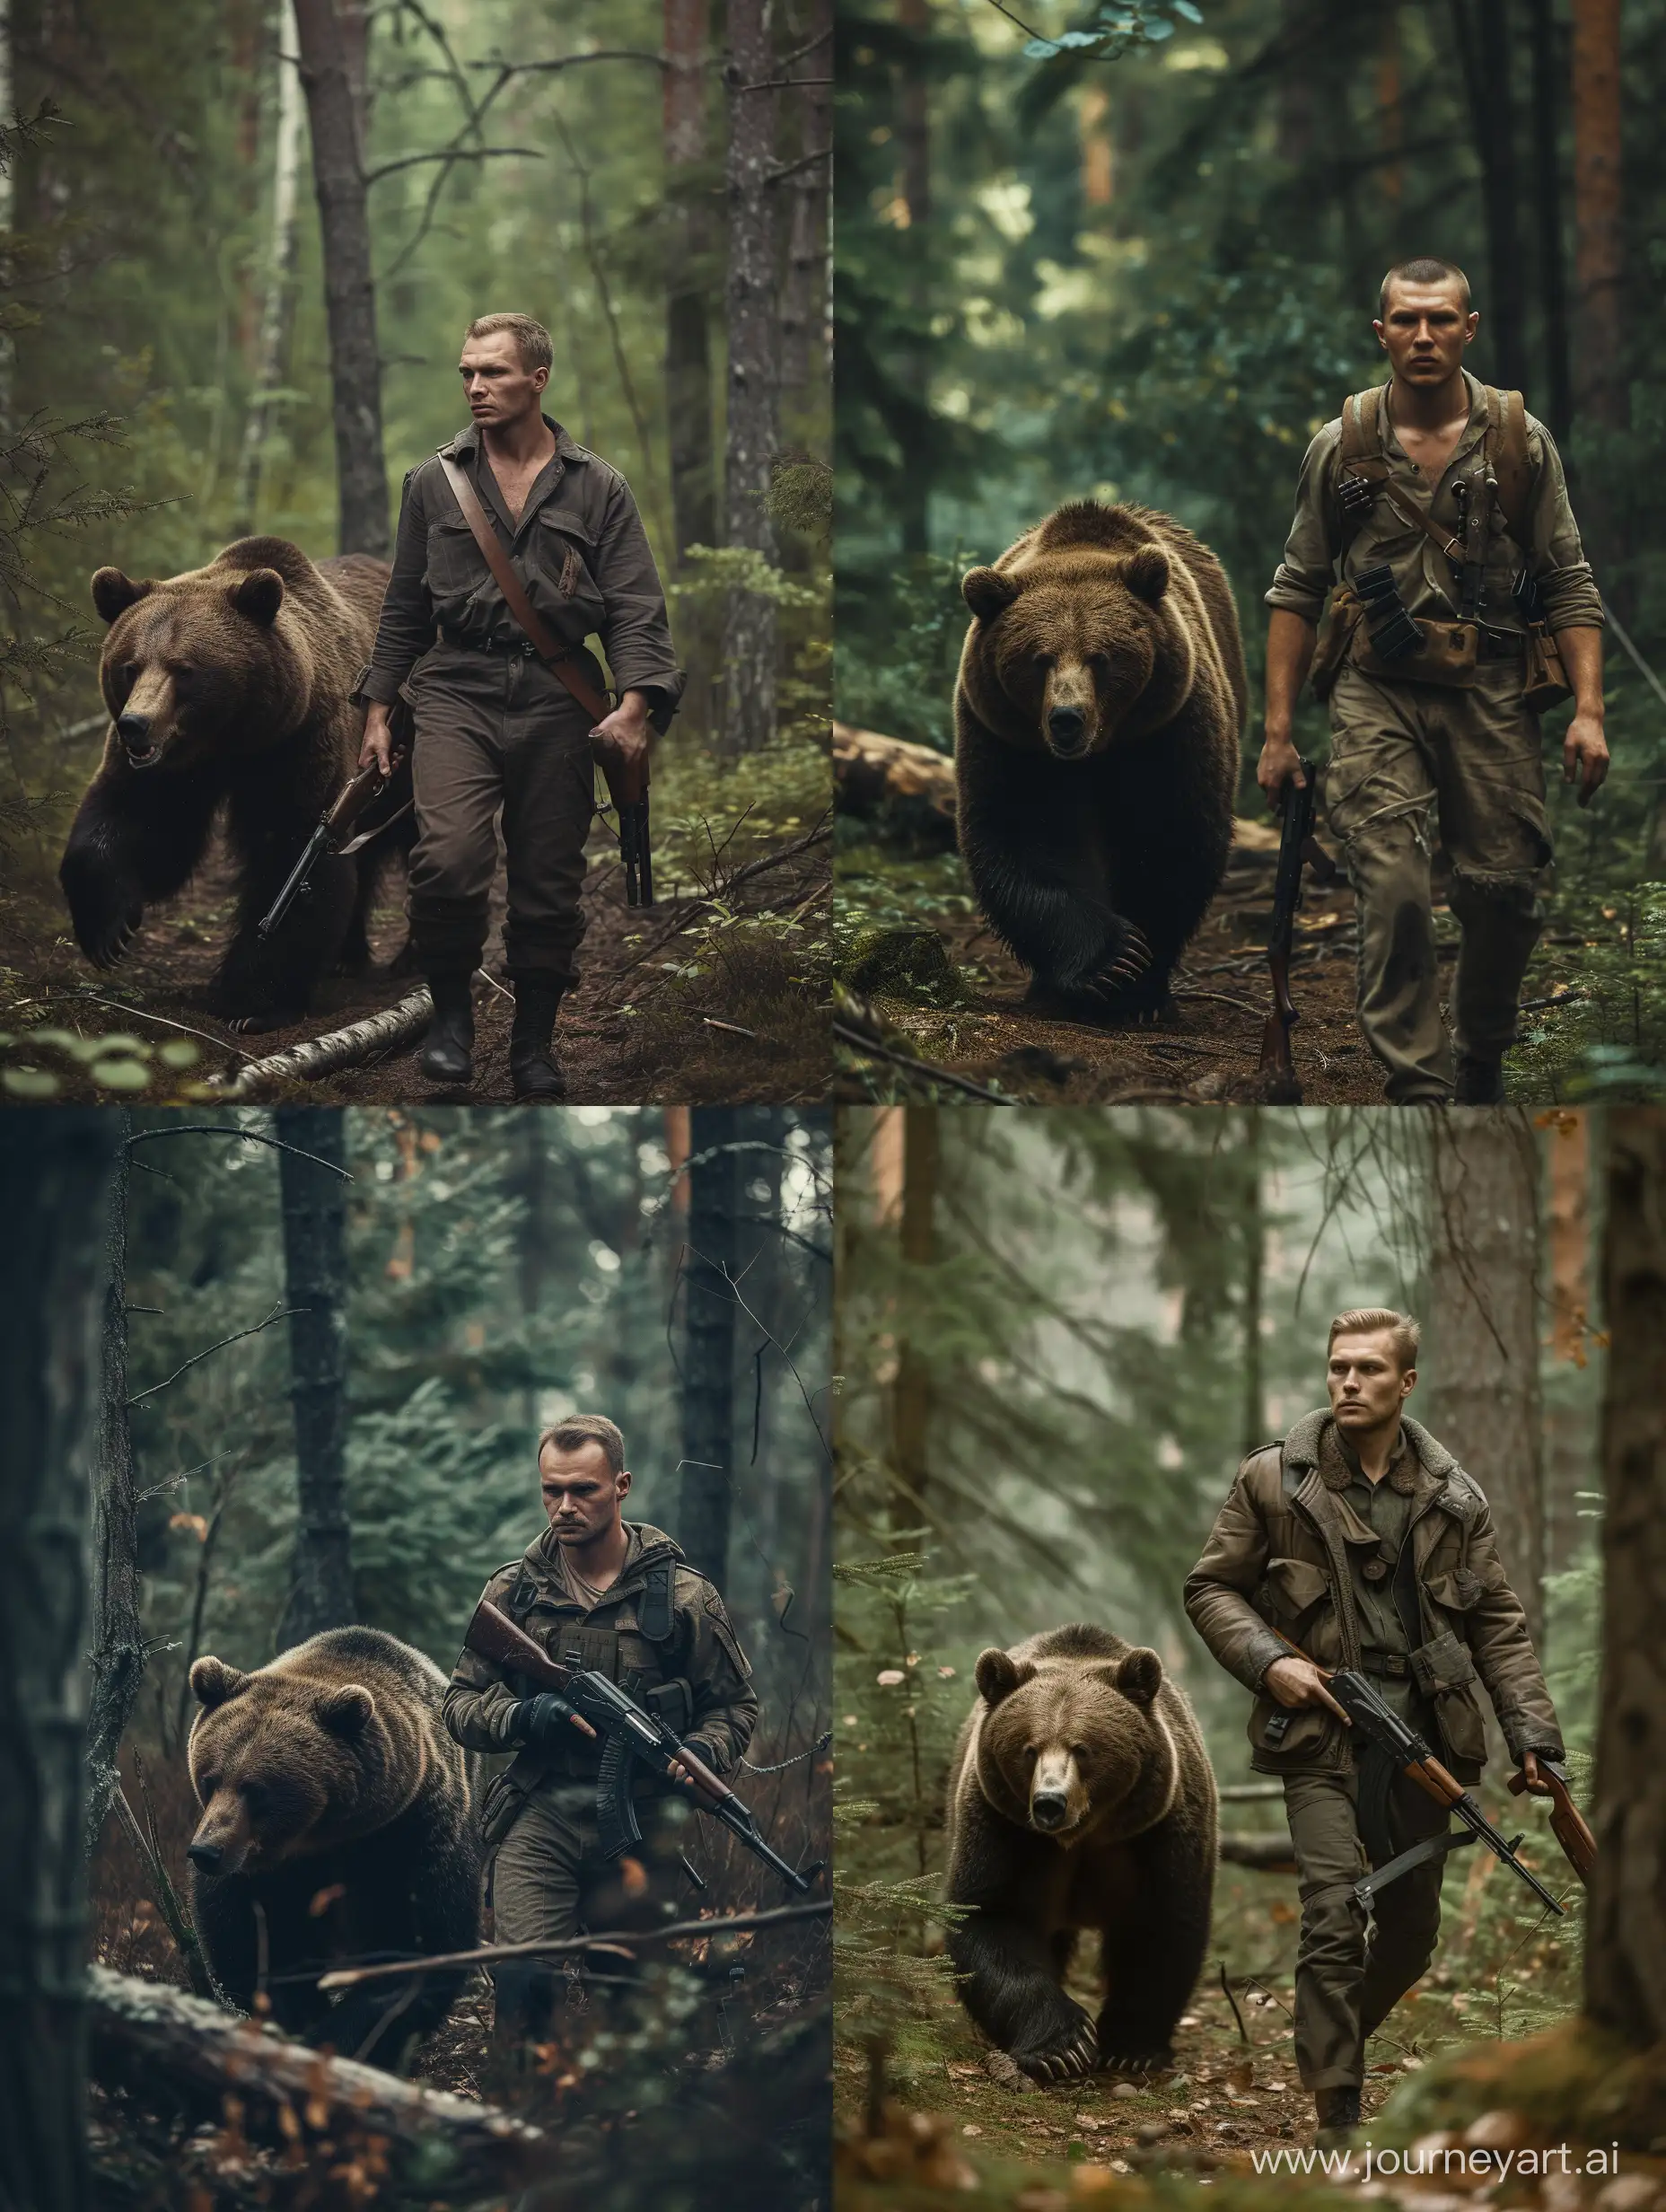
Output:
top-left (972, 1642), bottom-right (1171, 1843)
top-left (186, 1652), bottom-right (403, 1876)
top-left (92, 539), bottom-right (320, 775)
top-left (960, 525), bottom-right (1192, 760)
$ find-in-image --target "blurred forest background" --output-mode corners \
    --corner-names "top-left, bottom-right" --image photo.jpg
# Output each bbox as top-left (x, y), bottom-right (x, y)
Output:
top-left (831, 1102), bottom-right (1662, 2193)
top-left (0, 0), bottom-right (833, 1097)
top-left (834, 0), bottom-right (1666, 1102)
top-left (1, 1103), bottom-right (833, 2208)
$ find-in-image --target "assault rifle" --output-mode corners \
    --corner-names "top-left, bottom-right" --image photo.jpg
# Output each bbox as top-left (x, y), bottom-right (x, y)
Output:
top-left (258, 752), bottom-right (410, 942)
top-left (1266, 1633), bottom-right (1586, 1917)
top-left (464, 1596), bottom-right (815, 1893)
top-left (1257, 760), bottom-right (1320, 1104)
top-left (614, 784), bottom-right (653, 908)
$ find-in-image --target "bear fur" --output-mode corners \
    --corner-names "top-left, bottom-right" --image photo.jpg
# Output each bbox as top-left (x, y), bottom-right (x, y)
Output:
top-left (943, 1623), bottom-right (1218, 2082)
top-left (59, 536), bottom-right (414, 1031)
top-left (954, 501), bottom-right (1245, 1018)
top-left (186, 1626), bottom-right (481, 2064)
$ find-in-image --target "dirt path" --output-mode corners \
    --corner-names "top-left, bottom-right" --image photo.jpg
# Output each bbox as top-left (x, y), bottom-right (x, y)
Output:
top-left (1, 816), bottom-right (830, 1105)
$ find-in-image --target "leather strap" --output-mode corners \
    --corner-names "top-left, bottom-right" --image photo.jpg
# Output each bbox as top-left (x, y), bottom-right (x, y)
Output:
top-left (438, 452), bottom-right (610, 722)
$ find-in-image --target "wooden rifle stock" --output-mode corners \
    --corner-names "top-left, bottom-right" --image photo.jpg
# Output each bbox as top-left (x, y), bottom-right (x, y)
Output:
top-left (1508, 1762), bottom-right (1596, 1886)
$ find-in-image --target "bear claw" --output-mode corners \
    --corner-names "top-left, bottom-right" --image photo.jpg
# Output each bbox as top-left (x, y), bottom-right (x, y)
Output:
top-left (1014, 2019), bottom-right (1098, 2084)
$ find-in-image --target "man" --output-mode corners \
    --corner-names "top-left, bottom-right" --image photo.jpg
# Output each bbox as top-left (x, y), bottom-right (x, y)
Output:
top-left (443, 1414), bottom-right (758, 2042)
top-left (1259, 259), bottom-right (1607, 1104)
top-left (356, 315), bottom-right (684, 1101)
top-left (1183, 1310), bottom-right (1562, 2146)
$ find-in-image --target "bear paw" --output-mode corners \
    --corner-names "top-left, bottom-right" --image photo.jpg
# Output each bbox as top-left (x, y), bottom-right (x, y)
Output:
top-left (1098, 2045), bottom-right (1174, 2080)
top-left (225, 1008), bottom-right (304, 1037)
top-left (71, 886), bottom-right (144, 970)
top-left (1011, 2009), bottom-right (1098, 2085)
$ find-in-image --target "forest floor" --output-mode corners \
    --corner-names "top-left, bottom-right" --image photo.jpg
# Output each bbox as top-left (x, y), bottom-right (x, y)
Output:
top-left (833, 826), bottom-right (1641, 1110)
top-left (836, 1848), bottom-right (1590, 2207)
top-left (0, 769), bottom-right (831, 1107)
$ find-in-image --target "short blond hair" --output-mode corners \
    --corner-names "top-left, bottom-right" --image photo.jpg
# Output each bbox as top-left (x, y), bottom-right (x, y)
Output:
top-left (538, 1414), bottom-right (625, 1473)
top-left (1328, 1308), bottom-right (1421, 1371)
top-left (464, 312), bottom-right (553, 374)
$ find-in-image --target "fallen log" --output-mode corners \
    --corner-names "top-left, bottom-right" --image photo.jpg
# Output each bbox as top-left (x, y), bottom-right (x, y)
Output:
top-left (833, 722), bottom-right (958, 846)
top-left (87, 1965), bottom-right (543, 2190)
top-left (206, 987), bottom-right (432, 1099)
top-left (1219, 1832), bottom-right (1299, 1872)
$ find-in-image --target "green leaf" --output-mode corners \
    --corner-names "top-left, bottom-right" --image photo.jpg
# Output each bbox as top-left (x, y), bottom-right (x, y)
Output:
top-left (157, 1039), bottom-right (199, 1068)
top-left (88, 1056), bottom-right (153, 1090)
top-left (1144, 14), bottom-right (1176, 33)
top-left (1171, 0), bottom-right (1205, 17)
top-left (1022, 36), bottom-right (1061, 56)
top-left (3, 1065), bottom-right (60, 1098)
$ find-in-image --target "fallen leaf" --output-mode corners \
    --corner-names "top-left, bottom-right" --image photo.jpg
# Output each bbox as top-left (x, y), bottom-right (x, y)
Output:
top-left (309, 1883), bottom-right (347, 1918)
top-left (1227, 2060), bottom-right (1254, 2091)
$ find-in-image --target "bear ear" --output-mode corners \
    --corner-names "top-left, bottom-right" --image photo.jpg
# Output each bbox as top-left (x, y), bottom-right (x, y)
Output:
top-left (92, 567), bottom-right (152, 626)
top-left (1123, 548), bottom-right (1170, 603)
top-left (975, 1647), bottom-right (1036, 1706)
top-left (316, 1684), bottom-right (376, 1736)
top-left (962, 566), bottom-right (1021, 622)
top-left (190, 1655), bottom-right (250, 1708)
top-left (232, 566), bottom-right (285, 626)
top-left (1114, 1648), bottom-right (1163, 1706)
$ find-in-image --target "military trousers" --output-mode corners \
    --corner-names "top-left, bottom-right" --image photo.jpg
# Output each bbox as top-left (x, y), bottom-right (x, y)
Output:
top-left (489, 1779), bottom-right (691, 2041)
top-left (1324, 661), bottom-right (1552, 1102)
top-left (1282, 1764), bottom-right (1452, 2092)
top-left (406, 637), bottom-right (603, 979)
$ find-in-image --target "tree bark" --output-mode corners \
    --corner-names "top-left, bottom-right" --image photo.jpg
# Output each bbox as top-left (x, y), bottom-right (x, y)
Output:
top-left (232, 0), bottom-right (305, 536)
top-left (1424, 1110), bottom-right (1545, 1649)
top-left (1451, 0), bottom-right (1528, 393)
top-left (1584, 1110), bottom-right (1666, 2048)
top-left (720, 0), bottom-right (780, 754)
top-left (84, 1112), bottom-right (143, 1858)
top-left (0, 1111), bottom-right (121, 2212)
top-left (1570, 0), bottom-right (1625, 433)
top-left (891, 1107), bottom-right (936, 1512)
top-left (665, 0), bottom-right (717, 559)
top-left (680, 1106), bottom-right (740, 1589)
top-left (1526, 0), bottom-right (1572, 441)
top-left (276, 1106), bottom-right (354, 1646)
top-left (1545, 1110), bottom-right (1592, 1576)
top-left (892, 0), bottom-right (932, 557)
top-left (1241, 1109), bottom-right (1266, 1460)
top-left (779, 0), bottom-right (831, 410)
top-left (292, 0), bottom-right (388, 555)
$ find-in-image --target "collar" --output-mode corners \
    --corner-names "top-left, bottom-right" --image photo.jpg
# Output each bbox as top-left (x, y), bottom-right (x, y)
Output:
top-left (522, 1517), bottom-right (684, 1602)
top-left (1285, 1409), bottom-right (1459, 1493)
top-left (1380, 369), bottom-right (1487, 471)
top-left (441, 413), bottom-right (584, 467)
top-left (1329, 1420), bottom-right (1416, 1496)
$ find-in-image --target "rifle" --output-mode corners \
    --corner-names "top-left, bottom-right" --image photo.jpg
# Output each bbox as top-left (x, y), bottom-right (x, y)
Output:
top-left (464, 1597), bottom-right (815, 1894)
top-left (1265, 1632), bottom-right (1578, 1917)
top-left (1257, 761), bottom-right (1319, 1103)
top-left (258, 753), bottom-right (409, 943)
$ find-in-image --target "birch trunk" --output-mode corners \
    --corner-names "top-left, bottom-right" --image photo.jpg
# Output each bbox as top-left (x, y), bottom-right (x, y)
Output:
top-left (232, 0), bottom-right (303, 536)
top-left (720, 0), bottom-right (779, 755)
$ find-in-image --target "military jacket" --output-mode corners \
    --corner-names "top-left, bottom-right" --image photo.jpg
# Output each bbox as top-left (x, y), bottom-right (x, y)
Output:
top-left (442, 1520), bottom-right (758, 1798)
top-left (1183, 1409), bottom-right (1563, 1782)
top-left (358, 417), bottom-right (686, 725)
top-left (1266, 371), bottom-right (1603, 636)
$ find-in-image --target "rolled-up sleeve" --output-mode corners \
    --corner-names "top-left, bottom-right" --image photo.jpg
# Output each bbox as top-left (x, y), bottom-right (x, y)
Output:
top-left (1525, 423), bottom-right (1604, 633)
top-left (357, 470), bottom-right (436, 705)
top-left (1265, 425), bottom-right (1341, 624)
top-left (593, 472), bottom-right (686, 726)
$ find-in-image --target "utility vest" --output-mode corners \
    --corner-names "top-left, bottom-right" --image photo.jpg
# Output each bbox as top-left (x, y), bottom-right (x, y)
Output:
top-left (1311, 382), bottom-right (1570, 712)
top-left (501, 1550), bottom-right (694, 1772)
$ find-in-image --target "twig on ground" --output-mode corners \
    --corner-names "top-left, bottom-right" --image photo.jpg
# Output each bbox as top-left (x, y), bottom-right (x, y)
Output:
top-left (69, 995), bottom-right (256, 1061)
top-left (834, 1020), bottom-right (1015, 1105)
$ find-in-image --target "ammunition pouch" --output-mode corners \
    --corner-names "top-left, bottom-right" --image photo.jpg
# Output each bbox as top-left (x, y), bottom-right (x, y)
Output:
top-left (479, 1767), bottom-right (534, 1850)
top-left (1352, 616), bottom-right (1480, 688)
top-left (1310, 592), bottom-right (1363, 703)
top-left (639, 1675), bottom-right (695, 1735)
top-left (1409, 1631), bottom-right (1487, 1768)
top-left (1408, 1630), bottom-right (1477, 1698)
top-left (1522, 622), bottom-right (1574, 714)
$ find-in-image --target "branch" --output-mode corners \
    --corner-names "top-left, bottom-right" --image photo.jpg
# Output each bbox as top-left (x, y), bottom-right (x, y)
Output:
top-left (127, 1304), bottom-right (303, 1408)
top-left (767, 146), bottom-right (833, 185)
top-left (367, 143), bottom-right (541, 183)
top-left (833, 1019), bottom-right (1016, 1106)
top-left (468, 48), bottom-right (668, 75)
top-left (126, 1126), bottom-right (353, 1178)
top-left (316, 1900), bottom-right (832, 1989)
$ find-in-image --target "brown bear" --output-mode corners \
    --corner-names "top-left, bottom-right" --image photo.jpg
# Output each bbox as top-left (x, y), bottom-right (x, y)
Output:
top-left (59, 536), bottom-right (414, 1031)
top-left (954, 501), bottom-right (1245, 1018)
top-left (186, 1626), bottom-right (481, 2064)
top-left (943, 1623), bottom-right (1217, 2083)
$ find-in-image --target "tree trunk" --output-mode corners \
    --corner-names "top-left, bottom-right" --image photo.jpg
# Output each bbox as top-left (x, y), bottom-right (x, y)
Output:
top-left (1241, 1109), bottom-right (1266, 1460)
top-left (1571, 0), bottom-right (1625, 432)
top-left (1526, 0), bottom-right (1572, 442)
top-left (292, 0), bottom-right (388, 555)
top-left (0, 1111), bottom-right (121, 2212)
top-left (665, 0), bottom-right (716, 559)
top-left (1451, 0), bottom-right (1528, 393)
top-left (680, 1106), bottom-right (740, 1589)
top-left (1545, 1110), bottom-right (1592, 1576)
top-left (891, 1107), bottom-right (936, 1512)
top-left (892, 0), bottom-right (931, 557)
top-left (84, 1113), bottom-right (143, 1858)
top-left (720, 0), bottom-right (780, 754)
top-left (1377, 4), bottom-right (1403, 212)
top-left (232, 0), bottom-right (304, 536)
top-left (1424, 1111), bottom-right (1545, 1649)
top-left (276, 1106), bottom-right (354, 1646)
top-left (779, 0), bottom-right (831, 410)
top-left (1584, 1110), bottom-right (1666, 2048)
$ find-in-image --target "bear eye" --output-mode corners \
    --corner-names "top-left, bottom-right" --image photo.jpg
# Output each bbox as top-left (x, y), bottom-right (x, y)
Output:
top-left (1069, 1744), bottom-right (1087, 1762)
top-left (241, 1780), bottom-right (268, 1816)
top-left (199, 1772), bottom-right (221, 1796)
top-left (1022, 1745), bottom-right (1038, 1766)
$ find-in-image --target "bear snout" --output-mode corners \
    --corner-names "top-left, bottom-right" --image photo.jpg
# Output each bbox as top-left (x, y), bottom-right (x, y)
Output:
top-left (1040, 662), bottom-right (1100, 759)
top-left (1046, 704), bottom-right (1087, 756)
top-left (1030, 1789), bottom-right (1071, 1831)
top-left (117, 710), bottom-right (159, 767)
top-left (186, 1839), bottom-right (224, 1872)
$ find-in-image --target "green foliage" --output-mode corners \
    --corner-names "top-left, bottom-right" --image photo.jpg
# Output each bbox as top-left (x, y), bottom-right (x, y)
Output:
top-left (0, 1023), bottom-right (200, 1099)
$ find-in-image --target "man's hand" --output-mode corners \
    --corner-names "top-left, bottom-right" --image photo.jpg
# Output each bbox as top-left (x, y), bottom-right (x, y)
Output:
top-left (513, 1692), bottom-right (596, 1750)
top-left (1265, 1655), bottom-right (1352, 1725)
top-left (1562, 710), bottom-right (1609, 809)
top-left (1257, 731), bottom-right (1308, 811)
top-left (591, 689), bottom-right (651, 779)
top-left (358, 702), bottom-right (395, 777)
top-left (1516, 1750), bottom-right (1555, 1797)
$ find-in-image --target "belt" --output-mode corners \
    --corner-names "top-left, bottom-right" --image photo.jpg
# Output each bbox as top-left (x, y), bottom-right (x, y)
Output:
top-left (1358, 1649), bottom-right (1410, 1679)
top-left (439, 627), bottom-right (537, 656)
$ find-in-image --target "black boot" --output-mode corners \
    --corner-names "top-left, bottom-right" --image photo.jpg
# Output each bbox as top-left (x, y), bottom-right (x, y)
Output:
top-left (420, 970), bottom-right (475, 1084)
top-left (1313, 2084), bottom-right (1361, 2148)
top-left (510, 971), bottom-right (568, 1102)
top-left (1453, 1049), bottom-right (1505, 1105)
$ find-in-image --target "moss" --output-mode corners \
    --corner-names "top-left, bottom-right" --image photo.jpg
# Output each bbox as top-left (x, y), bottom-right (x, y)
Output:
top-left (837, 926), bottom-right (968, 1006)
top-left (1374, 2015), bottom-right (1666, 2152)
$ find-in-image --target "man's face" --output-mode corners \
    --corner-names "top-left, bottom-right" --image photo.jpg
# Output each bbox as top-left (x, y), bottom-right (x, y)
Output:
top-left (459, 330), bottom-right (548, 428)
top-left (1327, 1330), bottom-right (1416, 1430)
top-left (539, 1439), bottom-right (629, 1542)
top-left (1372, 280), bottom-right (1477, 387)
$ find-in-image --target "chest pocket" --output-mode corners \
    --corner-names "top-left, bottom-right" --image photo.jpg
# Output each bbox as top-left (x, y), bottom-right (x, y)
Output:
top-left (532, 512), bottom-right (606, 638)
top-left (426, 517), bottom-right (486, 601)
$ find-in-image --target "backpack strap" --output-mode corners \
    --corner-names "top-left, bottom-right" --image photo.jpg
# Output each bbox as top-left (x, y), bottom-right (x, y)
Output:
top-left (638, 1558), bottom-right (677, 1644)
top-left (1484, 384), bottom-right (1533, 551)
top-left (504, 1561), bottom-right (539, 1626)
